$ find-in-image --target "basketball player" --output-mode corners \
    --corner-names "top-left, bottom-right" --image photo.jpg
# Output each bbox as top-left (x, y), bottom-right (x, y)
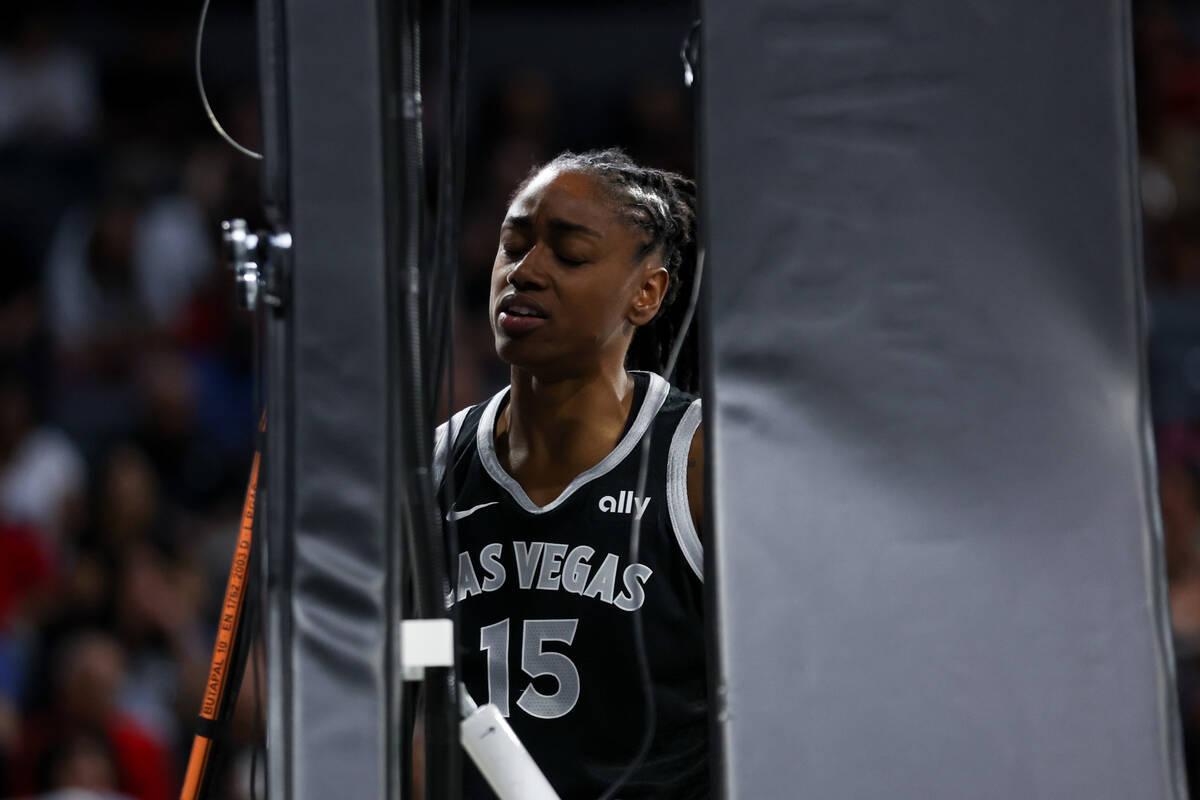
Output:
top-left (434, 149), bottom-right (707, 799)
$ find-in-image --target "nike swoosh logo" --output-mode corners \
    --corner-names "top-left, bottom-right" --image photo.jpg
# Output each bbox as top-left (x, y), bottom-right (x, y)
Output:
top-left (445, 501), bottom-right (498, 521)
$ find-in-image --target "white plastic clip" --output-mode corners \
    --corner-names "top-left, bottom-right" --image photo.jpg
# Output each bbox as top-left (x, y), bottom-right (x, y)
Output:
top-left (401, 619), bottom-right (453, 680)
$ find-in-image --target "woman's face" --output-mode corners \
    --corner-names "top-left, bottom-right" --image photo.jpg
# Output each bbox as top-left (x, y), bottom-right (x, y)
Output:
top-left (489, 168), bottom-right (667, 377)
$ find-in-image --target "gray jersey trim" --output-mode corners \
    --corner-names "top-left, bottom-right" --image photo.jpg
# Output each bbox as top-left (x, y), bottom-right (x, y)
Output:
top-left (667, 398), bottom-right (704, 580)
top-left (433, 405), bottom-right (475, 490)
top-left (475, 372), bottom-right (670, 515)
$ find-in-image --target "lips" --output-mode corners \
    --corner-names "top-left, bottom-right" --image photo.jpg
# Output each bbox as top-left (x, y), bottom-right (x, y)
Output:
top-left (497, 293), bottom-right (547, 318)
top-left (496, 293), bottom-right (548, 336)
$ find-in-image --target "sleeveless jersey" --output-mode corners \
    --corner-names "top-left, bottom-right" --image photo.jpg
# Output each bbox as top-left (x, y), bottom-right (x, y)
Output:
top-left (433, 371), bottom-right (707, 800)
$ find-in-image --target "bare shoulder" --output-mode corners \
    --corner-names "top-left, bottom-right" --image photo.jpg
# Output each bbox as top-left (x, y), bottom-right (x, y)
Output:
top-left (686, 423), bottom-right (704, 533)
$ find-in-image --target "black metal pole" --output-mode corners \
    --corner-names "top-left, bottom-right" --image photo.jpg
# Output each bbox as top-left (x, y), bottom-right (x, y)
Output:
top-left (379, 0), bottom-right (458, 797)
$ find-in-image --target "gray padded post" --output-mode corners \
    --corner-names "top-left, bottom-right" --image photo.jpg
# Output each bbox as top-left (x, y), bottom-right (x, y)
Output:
top-left (700, 2), bottom-right (1187, 798)
top-left (261, 0), bottom-right (403, 797)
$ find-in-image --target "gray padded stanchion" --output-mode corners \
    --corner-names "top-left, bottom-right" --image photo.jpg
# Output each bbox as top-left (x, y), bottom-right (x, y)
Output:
top-left (259, 0), bottom-right (403, 797)
top-left (700, 2), bottom-right (1187, 798)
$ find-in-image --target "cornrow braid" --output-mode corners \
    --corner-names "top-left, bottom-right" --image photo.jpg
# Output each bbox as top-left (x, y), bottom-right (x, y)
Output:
top-left (515, 148), bottom-right (702, 394)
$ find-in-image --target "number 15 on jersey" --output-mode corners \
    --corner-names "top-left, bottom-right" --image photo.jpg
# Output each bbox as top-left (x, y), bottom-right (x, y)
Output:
top-left (479, 618), bottom-right (580, 720)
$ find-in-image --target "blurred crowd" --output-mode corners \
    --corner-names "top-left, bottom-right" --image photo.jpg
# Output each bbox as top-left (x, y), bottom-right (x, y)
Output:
top-left (0, 0), bottom-right (1198, 798)
top-left (0, 1), bottom-right (692, 797)
top-left (1141, 1), bottom-right (1200, 793)
top-left (0, 2), bottom-right (267, 797)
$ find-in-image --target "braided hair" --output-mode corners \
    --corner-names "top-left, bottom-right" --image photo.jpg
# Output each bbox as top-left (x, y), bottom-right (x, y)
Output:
top-left (515, 148), bottom-right (701, 394)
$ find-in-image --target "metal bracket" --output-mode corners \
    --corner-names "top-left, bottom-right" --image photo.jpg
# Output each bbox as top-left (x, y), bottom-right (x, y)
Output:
top-left (221, 218), bottom-right (291, 312)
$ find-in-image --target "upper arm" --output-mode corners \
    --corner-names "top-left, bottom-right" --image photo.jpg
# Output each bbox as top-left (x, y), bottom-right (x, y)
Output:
top-left (434, 405), bottom-right (475, 490)
top-left (667, 398), bottom-right (704, 581)
top-left (686, 423), bottom-right (704, 535)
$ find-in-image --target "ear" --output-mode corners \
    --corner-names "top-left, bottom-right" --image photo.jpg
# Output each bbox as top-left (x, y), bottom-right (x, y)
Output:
top-left (627, 263), bottom-right (670, 327)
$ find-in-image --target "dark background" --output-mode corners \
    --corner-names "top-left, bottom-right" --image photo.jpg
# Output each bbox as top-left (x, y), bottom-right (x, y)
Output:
top-left (0, 1), bottom-right (1197, 798)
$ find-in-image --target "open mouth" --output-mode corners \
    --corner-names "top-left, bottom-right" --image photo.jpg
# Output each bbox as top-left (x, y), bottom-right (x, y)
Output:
top-left (501, 304), bottom-right (546, 319)
top-left (496, 294), bottom-right (549, 335)
top-left (497, 293), bottom-right (548, 319)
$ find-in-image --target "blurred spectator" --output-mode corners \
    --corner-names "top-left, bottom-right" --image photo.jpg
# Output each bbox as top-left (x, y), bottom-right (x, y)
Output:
top-left (7, 631), bottom-right (173, 800)
top-left (620, 78), bottom-right (692, 176)
top-left (36, 733), bottom-right (132, 799)
top-left (1164, 460), bottom-right (1200, 794)
top-left (0, 10), bottom-right (97, 150)
top-left (112, 543), bottom-right (208, 749)
top-left (89, 445), bottom-right (167, 555)
top-left (495, 68), bottom-right (559, 148)
top-left (45, 189), bottom-right (154, 364)
top-left (0, 363), bottom-right (85, 553)
top-left (0, 518), bottom-right (57, 633)
top-left (134, 347), bottom-right (239, 511)
top-left (1164, 463), bottom-right (1200, 640)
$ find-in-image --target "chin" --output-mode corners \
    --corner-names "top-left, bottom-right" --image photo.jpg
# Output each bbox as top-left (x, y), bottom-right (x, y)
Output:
top-left (494, 336), bottom-right (540, 369)
top-left (494, 338), bottom-right (576, 379)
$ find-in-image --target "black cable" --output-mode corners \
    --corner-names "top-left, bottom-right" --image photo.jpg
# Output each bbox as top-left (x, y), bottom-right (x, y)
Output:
top-left (430, 0), bottom-right (470, 764)
top-left (423, 0), bottom-right (464, 792)
top-left (598, 248), bottom-right (705, 800)
top-left (209, 536), bottom-right (259, 800)
top-left (429, 0), bottom-right (469, 584)
top-left (428, 0), bottom-right (469, 423)
top-left (384, 1), bottom-right (458, 798)
top-left (598, 24), bottom-right (706, 799)
top-left (249, 249), bottom-right (267, 800)
top-left (250, 624), bottom-right (264, 800)
top-left (415, 6), bottom-right (471, 800)
top-left (195, 0), bottom-right (262, 159)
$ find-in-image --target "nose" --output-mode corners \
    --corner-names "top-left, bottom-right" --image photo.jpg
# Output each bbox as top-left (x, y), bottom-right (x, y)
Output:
top-left (506, 245), bottom-right (548, 291)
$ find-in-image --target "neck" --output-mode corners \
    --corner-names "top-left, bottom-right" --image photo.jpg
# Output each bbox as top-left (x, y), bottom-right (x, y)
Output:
top-left (497, 361), bottom-right (636, 495)
top-left (506, 361), bottom-right (633, 445)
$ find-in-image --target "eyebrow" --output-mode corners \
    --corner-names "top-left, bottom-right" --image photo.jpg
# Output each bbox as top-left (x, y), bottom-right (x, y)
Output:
top-left (503, 215), bottom-right (602, 238)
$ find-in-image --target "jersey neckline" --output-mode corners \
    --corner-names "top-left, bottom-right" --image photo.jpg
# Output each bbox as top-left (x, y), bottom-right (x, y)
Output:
top-left (476, 371), bottom-right (670, 515)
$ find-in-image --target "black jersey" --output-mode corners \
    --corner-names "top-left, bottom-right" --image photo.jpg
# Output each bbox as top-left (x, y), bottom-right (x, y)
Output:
top-left (434, 371), bottom-right (707, 800)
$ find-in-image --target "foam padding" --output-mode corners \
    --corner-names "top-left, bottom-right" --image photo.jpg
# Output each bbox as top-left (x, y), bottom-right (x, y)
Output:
top-left (700, 2), bottom-right (1186, 797)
